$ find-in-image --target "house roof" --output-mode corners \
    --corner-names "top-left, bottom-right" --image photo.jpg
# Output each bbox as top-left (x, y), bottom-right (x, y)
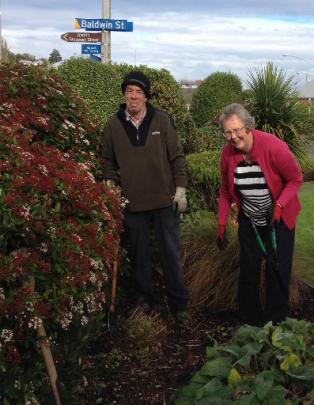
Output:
top-left (297, 79), bottom-right (314, 99)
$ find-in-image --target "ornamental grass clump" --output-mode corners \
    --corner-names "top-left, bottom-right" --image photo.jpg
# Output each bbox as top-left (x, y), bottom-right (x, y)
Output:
top-left (182, 212), bottom-right (301, 313)
top-left (0, 63), bottom-right (123, 402)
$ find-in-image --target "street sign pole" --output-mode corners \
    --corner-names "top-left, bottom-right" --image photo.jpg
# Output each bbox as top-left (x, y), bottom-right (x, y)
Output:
top-left (102, 0), bottom-right (111, 64)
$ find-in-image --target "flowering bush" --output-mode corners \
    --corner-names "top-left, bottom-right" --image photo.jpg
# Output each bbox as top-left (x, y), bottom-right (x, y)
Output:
top-left (0, 62), bottom-right (103, 178)
top-left (0, 63), bottom-right (123, 402)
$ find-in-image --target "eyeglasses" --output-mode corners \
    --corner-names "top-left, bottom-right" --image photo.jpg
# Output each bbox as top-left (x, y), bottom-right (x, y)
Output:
top-left (222, 126), bottom-right (245, 139)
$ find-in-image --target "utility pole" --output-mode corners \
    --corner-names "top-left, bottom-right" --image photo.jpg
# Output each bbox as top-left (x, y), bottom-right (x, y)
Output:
top-left (102, 0), bottom-right (111, 63)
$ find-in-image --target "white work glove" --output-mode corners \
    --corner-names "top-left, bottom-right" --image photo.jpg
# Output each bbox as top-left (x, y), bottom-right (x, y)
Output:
top-left (173, 186), bottom-right (187, 213)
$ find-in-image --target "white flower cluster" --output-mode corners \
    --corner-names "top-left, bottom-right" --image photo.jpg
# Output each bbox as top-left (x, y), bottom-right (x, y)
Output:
top-left (84, 293), bottom-right (103, 313)
top-left (21, 151), bottom-right (34, 161)
top-left (38, 164), bottom-right (49, 176)
top-left (62, 119), bottom-right (76, 130)
top-left (20, 301), bottom-right (43, 331)
top-left (1, 328), bottom-right (14, 343)
top-left (20, 205), bottom-right (31, 219)
top-left (81, 375), bottom-right (88, 387)
top-left (47, 226), bottom-right (56, 237)
top-left (90, 259), bottom-right (103, 271)
top-left (59, 311), bottom-right (73, 330)
top-left (36, 116), bottom-right (49, 127)
top-left (27, 316), bottom-right (43, 330)
top-left (81, 316), bottom-right (88, 326)
top-left (40, 242), bottom-right (48, 253)
top-left (0, 287), bottom-right (5, 303)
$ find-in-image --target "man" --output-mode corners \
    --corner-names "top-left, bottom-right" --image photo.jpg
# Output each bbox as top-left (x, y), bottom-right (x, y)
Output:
top-left (102, 70), bottom-right (189, 318)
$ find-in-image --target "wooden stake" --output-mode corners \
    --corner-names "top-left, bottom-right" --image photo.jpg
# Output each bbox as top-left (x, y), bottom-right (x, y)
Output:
top-left (27, 276), bottom-right (62, 405)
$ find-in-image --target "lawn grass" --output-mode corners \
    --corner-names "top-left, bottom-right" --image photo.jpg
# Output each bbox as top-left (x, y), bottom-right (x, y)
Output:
top-left (295, 182), bottom-right (314, 286)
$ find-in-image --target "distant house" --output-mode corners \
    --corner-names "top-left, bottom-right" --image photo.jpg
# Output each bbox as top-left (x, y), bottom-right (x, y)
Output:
top-left (19, 59), bottom-right (45, 66)
top-left (180, 84), bottom-right (199, 110)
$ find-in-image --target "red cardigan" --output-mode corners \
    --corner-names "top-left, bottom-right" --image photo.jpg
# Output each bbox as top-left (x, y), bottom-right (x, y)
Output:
top-left (218, 129), bottom-right (303, 230)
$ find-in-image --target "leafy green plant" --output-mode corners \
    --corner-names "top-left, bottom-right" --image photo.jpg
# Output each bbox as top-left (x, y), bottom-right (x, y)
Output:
top-left (171, 318), bottom-right (314, 404)
top-left (190, 72), bottom-right (243, 128)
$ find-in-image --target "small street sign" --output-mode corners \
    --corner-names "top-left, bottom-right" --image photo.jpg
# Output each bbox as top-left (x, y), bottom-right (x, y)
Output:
top-left (75, 18), bottom-right (133, 32)
top-left (61, 32), bottom-right (102, 43)
top-left (90, 54), bottom-right (101, 62)
top-left (81, 44), bottom-right (102, 54)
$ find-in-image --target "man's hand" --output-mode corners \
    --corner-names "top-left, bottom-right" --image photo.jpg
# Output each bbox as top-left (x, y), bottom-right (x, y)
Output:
top-left (216, 224), bottom-right (228, 251)
top-left (173, 187), bottom-right (187, 213)
top-left (271, 203), bottom-right (282, 225)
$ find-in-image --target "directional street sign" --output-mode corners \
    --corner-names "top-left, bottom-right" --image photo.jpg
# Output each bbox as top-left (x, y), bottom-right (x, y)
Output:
top-left (61, 32), bottom-right (102, 43)
top-left (81, 44), bottom-right (102, 55)
top-left (75, 18), bottom-right (133, 32)
top-left (90, 54), bottom-right (101, 62)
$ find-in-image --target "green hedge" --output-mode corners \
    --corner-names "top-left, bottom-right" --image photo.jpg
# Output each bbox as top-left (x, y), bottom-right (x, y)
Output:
top-left (190, 72), bottom-right (243, 128)
top-left (57, 59), bottom-right (197, 150)
top-left (186, 150), bottom-right (221, 212)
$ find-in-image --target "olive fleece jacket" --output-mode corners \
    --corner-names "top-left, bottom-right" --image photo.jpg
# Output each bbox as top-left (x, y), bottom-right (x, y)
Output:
top-left (102, 103), bottom-right (187, 212)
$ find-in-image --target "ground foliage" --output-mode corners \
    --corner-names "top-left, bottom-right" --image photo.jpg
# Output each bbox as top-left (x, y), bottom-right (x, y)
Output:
top-left (73, 284), bottom-right (314, 405)
top-left (171, 318), bottom-right (314, 404)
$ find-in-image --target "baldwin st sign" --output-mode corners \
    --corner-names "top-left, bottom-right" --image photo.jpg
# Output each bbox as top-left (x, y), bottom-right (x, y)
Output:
top-left (74, 18), bottom-right (133, 32)
top-left (61, 32), bottom-right (102, 43)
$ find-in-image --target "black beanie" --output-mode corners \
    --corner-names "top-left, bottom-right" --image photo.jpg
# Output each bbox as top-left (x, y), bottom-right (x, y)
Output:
top-left (121, 70), bottom-right (151, 99)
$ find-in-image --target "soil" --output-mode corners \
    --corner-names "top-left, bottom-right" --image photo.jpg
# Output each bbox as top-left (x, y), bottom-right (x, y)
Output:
top-left (78, 282), bottom-right (314, 405)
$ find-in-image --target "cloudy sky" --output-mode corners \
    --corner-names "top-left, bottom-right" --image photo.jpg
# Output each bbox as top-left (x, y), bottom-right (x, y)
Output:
top-left (2, 0), bottom-right (314, 85)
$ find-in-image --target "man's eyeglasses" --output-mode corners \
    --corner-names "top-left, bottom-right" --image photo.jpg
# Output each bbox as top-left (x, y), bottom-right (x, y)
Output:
top-left (222, 126), bottom-right (245, 139)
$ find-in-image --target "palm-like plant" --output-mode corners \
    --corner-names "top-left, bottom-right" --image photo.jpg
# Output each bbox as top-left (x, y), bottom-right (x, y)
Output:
top-left (247, 62), bottom-right (308, 167)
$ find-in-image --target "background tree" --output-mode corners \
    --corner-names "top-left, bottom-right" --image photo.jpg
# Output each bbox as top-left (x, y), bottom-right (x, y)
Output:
top-left (190, 71), bottom-right (243, 127)
top-left (48, 48), bottom-right (62, 63)
top-left (246, 62), bottom-right (310, 168)
top-left (0, 38), bottom-right (15, 63)
top-left (14, 52), bottom-right (36, 62)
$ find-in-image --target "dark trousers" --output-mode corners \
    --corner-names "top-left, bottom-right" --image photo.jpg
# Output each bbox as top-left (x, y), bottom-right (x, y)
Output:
top-left (123, 206), bottom-right (189, 311)
top-left (238, 212), bottom-right (295, 325)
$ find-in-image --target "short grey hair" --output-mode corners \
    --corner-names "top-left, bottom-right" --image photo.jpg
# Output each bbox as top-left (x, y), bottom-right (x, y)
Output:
top-left (219, 103), bottom-right (255, 131)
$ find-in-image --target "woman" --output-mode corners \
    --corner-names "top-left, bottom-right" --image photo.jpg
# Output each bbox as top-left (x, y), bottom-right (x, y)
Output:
top-left (216, 103), bottom-right (302, 326)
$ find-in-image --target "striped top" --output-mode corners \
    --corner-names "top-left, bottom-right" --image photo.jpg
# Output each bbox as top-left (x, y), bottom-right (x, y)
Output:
top-left (234, 161), bottom-right (273, 226)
